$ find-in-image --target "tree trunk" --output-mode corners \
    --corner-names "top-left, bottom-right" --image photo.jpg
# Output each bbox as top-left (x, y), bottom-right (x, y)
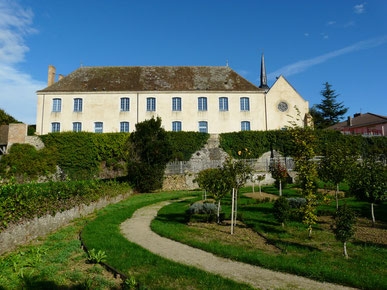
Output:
top-left (281, 222), bottom-right (284, 228)
top-left (259, 181), bottom-right (261, 194)
top-left (343, 241), bottom-right (348, 259)
top-left (217, 200), bottom-right (221, 224)
top-left (335, 183), bottom-right (339, 210)
top-left (234, 190), bottom-right (238, 227)
top-left (231, 189), bottom-right (235, 234)
top-left (371, 203), bottom-right (375, 227)
top-left (308, 227), bottom-right (312, 238)
top-left (205, 190), bottom-right (207, 200)
top-left (279, 180), bottom-right (282, 196)
top-left (252, 182), bottom-right (255, 193)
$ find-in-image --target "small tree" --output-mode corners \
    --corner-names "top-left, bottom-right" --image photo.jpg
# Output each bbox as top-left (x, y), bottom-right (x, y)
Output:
top-left (126, 117), bottom-right (172, 192)
top-left (273, 196), bottom-right (290, 227)
top-left (254, 174), bottom-right (265, 193)
top-left (350, 158), bottom-right (387, 226)
top-left (270, 159), bottom-right (288, 196)
top-left (318, 140), bottom-right (358, 210)
top-left (332, 204), bottom-right (356, 259)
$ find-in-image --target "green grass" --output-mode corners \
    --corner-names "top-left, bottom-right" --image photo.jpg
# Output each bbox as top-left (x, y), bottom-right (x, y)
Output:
top-left (0, 217), bottom-right (121, 289)
top-left (151, 192), bottom-right (387, 289)
top-left (81, 190), bottom-right (252, 289)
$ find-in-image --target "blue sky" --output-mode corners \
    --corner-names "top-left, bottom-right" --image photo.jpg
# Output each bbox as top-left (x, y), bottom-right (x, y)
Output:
top-left (1, 0), bottom-right (386, 124)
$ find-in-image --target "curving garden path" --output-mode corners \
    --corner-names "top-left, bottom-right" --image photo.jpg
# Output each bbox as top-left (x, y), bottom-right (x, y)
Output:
top-left (120, 200), bottom-right (354, 290)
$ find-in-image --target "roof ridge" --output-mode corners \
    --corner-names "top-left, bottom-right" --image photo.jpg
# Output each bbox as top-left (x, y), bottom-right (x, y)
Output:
top-left (81, 65), bottom-right (229, 69)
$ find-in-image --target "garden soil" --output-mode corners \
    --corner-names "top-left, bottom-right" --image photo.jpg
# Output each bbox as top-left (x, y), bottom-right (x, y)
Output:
top-left (120, 200), bottom-right (354, 290)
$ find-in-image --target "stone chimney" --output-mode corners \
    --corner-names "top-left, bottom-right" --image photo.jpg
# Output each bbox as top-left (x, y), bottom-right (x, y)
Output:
top-left (347, 116), bottom-right (352, 127)
top-left (58, 74), bottom-right (64, 81)
top-left (48, 65), bottom-right (56, 86)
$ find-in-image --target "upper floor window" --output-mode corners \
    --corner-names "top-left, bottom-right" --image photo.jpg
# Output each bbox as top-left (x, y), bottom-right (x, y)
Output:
top-left (74, 98), bottom-right (82, 112)
top-left (198, 97), bottom-right (207, 111)
top-left (240, 97), bottom-right (250, 111)
top-left (172, 121), bottom-right (182, 132)
top-left (121, 97), bottom-right (130, 111)
top-left (73, 122), bottom-right (82, 132)
top-left (51, 122), bottom-right (60, 132)
top-left (52, 98), bottom-right (61, 112)
top-left (219, 97), bottom-right (228, 111)
top-left (120, 121), bottom-right (129, 133)
top-left (198, 121), bottom-right (208, 133)
top-left (147, 97), bottom-right (156, 112)
top-left (172, 97), bottom-right (182, 111)
top-left (241, 121), bottom-right (251, 131)
top-left (95, 122), bottom-right (103, 133)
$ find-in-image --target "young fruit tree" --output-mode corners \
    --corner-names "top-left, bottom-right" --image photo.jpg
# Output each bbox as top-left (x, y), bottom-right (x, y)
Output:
top-left (332, 204), bottom-right (356, 259)
top-left (270, 159), bottom-right (289, 196)
top-left (256, 174), bottom-right (265, 193)
top-left (349, 158), bottom-right (387, 226)
top-left (195, 168), bottom-right (232, 223)
top-left (318, 140), bottom-right (358, 210)
top-left (273, 196), bottom-right (290, 227)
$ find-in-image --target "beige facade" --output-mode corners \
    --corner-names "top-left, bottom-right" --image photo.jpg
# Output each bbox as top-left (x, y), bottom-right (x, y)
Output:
top-left (35, 66), bottom-right (309, 135)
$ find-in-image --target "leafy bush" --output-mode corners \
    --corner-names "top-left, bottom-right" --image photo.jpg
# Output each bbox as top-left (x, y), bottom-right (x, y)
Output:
top-left (332, 204), bottom-right (356, 258)
top-left (273, 196), bottom-right (290, 226)
top-left (41, 132), bottom-right (130, 180)
top-left (167, 131), bottom-right (209, 161)
top-left (126, 117), bottom-right (172, 192)
top-left (0, 179), bottom-right (130, 232)
top-left (270, 160), bottom-right (289, 190)
top-left (187, 202), bottom-right (218, 215)
top-left (0, 144), bottom-right (58, 181)
top-left (87, 249), bottom-right (107, 264)
top-left (287, 197), bottom-right (306, 209)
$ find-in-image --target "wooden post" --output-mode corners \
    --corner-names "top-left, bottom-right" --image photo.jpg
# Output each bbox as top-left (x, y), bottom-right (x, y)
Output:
top-left (234, 189), bottom-right (238, 227)
top-left (205, 190), bottom-right (207, 200)
top-left (231, 188), bottom-right (235, 234)
top-left (279, 180), bottom-right (282, 196)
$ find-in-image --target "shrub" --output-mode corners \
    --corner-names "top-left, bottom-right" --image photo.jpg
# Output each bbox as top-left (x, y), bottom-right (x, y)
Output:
top-left (270, 160), bottom-right (289, 191)
top-left (0, 144), bottom-right (58, 181)
top-left (126, 117), bottom-right (172, 192)
top-left (0, 179), bottom-right (130, 231)
top-left (273, 196), bottom-right (290, 227)
top-left (167, 131), bottom-right (209, 161)
top-left (287, 197), bottom-right (306, 209)
top-left (332, 204), bottom-right (356, 258)
top-left (187, 202), bottom-right (218, 215)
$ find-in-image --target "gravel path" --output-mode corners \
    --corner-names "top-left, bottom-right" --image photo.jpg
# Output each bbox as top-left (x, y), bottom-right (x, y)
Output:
top-left (120, 200), bottom-right (354, 290)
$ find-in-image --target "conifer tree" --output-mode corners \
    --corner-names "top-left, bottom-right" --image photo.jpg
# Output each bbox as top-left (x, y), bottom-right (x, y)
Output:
top-left (312, 82), bottom-right (348, 129)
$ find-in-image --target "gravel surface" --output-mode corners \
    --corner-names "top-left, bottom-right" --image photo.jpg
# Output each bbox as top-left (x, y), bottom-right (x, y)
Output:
top-left (120, 200), bottom-right (354, 289)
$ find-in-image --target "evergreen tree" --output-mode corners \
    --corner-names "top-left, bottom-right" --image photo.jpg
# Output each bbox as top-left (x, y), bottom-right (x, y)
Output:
top-left (0, 108), bottom-right (19, 125)
top-left (312, 82), bottom-right (348, 129)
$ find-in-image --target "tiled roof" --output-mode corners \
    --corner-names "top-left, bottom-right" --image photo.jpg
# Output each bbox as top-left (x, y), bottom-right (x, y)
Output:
top-left (38, 66), bottom-right (262, 92)
top-left (329, 113), bottom-right (387, 129)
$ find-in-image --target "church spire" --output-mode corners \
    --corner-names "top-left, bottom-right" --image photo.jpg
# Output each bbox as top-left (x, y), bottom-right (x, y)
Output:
top-left (259, 53), bottom-right (269, 90)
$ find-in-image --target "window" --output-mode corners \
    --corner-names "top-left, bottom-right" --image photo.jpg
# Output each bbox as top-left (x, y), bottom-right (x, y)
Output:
top-left (219, 97), bottom-right (228, 111)
top-left (198, 121), bottom-right (208, 133)
top-left (95, 122), bottom-right (103, 133)
top-left (240, 97), bottom-right (250, 111)
top-left (120, 121), bottom-right (129, 132)
top-left (147, 97), bottom-right (156, 111)
top-left (121, 97), bottom-right (130, 111)
top-left (241, 121), bottom-right (251, 131)
top-left (172, 121), bottom-right (182, 132)
top-left (73, 122), bottom-right (82, 132)
top-left (277, 101), bottom-right (288, 112)
top-left (198, 97), bottom-right (207, 111)
top-left (52, 98), bottom-right (61, 112)
top-left (51, 122), bottom-right (60, 132)
top-left (73, 98), bottom-right (82, 112)
top-left (172, 97), bottom-right (182, 111)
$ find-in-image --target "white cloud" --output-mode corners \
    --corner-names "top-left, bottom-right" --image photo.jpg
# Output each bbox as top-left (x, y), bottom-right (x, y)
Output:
top-left (326, 21), bottom-right (336, 26)
top-left (0, 0), bottom-right (44, 124)
top-left (343, 21), bottom-right (356, 28)
top-left (354, 3), bottom-right (366, 14)
top-left (268, 35), bottom-right (387, 80)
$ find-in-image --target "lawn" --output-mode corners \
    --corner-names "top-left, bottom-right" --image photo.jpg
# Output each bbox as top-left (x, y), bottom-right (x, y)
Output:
top-left (151, 186), bottom-right (387, 289)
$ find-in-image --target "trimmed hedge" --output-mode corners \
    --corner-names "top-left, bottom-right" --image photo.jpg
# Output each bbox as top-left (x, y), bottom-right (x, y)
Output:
top-left (40, 132), bottom-right (130, 179)
top-left (0, 144), bottom-right (58, 180)
top-left (0, 179), bottom-right (130, 232)
top-left (220, 129), bottom-right (387, 158)
top-left (168, 131), bottom-right (209, 161)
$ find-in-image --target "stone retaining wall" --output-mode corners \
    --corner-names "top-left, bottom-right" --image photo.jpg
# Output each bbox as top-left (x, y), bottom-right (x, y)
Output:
top-left (0, 192), bottom-right (132, 255)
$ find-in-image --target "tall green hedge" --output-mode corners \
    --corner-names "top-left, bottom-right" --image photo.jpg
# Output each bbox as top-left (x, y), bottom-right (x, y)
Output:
top-left (40, 132), bottom-right (130, 179)
top-left (220, 130), bottom-right (387, 159)
top-left (167, 131), bottom-right (209, 161)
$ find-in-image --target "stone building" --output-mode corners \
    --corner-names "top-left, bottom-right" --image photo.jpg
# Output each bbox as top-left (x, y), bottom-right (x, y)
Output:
top-left (36, 55), bottom-right (309, 135)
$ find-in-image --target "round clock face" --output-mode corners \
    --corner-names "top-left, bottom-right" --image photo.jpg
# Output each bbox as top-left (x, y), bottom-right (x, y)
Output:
top-left (278, 101), bottom-right (288, 112)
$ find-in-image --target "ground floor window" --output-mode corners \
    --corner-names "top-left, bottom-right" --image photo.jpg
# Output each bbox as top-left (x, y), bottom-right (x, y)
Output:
top-left (241, 121), bottom-right (250, 131)
top-left (95, 122), bottom-right (103, 133)
top-left (51, 122), bottom-right (60, 132)
top-left (172, 121), bottom-right (182, 132)
top-left (198, 121), bottom-right (208, 133)
top-left (73, 122), bottom-right (82, 132)
top-left (120, 121), bottom-right (129, 132)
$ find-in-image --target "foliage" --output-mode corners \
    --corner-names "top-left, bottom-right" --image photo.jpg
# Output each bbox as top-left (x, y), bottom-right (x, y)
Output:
top-left (0, 179), bottom-right (130, 232)
top-left (273, 196), bottom-right (290, 226)
top-left (167, 131), bottom-right (209, 161)
top-left (222, 158), bottom-right (253, 192)
top-left (269, 159), bottom-right (289, 190)
top-left (0, 108), bottom-right (19, 125)
top-left (0, 144), bottom-right (58, 181)
top-left (289, 127), bottom-right (322, 237)
top-left (312, 82), bottom-right (348, 129)
top-left (41, 132), bottom-right (130, 180)
top-left (332, 204), bottom-right (356, 258)
top-left (187, 202), bottom-right (218, 215)
top-left (287, 197), bottom-right (306, 209)
top-left (27, 125), bottom-right (36, 136)
top-left (87, 249), bottom-right (107, 264)
top-left (126, 117), bottom-right (172, 192)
